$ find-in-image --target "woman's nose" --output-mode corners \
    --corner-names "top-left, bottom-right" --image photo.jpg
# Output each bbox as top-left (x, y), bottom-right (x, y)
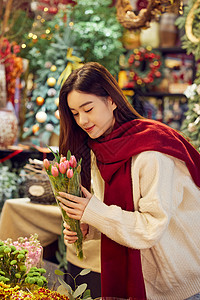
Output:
top-left (78, 113), bottom-right (89, 126)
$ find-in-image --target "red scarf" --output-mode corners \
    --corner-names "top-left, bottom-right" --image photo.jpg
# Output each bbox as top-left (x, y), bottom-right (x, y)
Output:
top-left (89, 119), bottom-right (200, 298)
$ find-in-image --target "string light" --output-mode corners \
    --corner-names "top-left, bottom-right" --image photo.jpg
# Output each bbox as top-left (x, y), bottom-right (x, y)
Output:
top-left (21, 44), bottom-right (26, 48)
top-left (179, 0), bottom-right (183, 15)
top-left (32, 34), bottom-right (37, 40)
top-left (28, 33), bottom-right (33, 38)
top-left (46, 29), bottom-right (50, 34)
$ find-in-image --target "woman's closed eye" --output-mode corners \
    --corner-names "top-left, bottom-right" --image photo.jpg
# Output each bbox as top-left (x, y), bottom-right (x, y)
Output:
top-left (85, 107), bottom-right (93, 113)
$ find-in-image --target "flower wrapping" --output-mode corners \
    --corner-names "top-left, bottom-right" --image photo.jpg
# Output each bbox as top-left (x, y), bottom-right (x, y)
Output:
top-left (43, 148), bottom-right (83, 259)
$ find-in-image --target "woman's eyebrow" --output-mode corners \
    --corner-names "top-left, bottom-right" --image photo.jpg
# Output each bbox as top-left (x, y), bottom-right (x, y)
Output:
top-left (70, 101), bottom-right (93, 110)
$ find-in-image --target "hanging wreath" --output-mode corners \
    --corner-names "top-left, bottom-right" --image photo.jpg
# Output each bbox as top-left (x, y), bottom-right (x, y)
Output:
top-left (124, 46), bottom-right (163, 89)
top-left (176, 0), bottom-right (200, 60)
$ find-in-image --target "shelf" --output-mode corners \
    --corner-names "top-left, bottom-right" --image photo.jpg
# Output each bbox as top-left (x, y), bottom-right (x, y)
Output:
top-left (122, 89), bottom-right (187, 98)
top-left (153, 47), bottom-right (187, 54)
top-left (137, 92), bottom-right (187, 98)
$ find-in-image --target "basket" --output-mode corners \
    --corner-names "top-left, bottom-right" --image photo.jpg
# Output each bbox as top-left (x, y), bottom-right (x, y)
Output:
top-left (26, 174), bottom-right (56, 205)
top-left (23, 158), bottom-right (56, 205)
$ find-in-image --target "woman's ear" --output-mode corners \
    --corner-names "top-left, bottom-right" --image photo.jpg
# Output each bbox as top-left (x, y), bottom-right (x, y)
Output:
top-left (108, 96), bottom-right (117, 110)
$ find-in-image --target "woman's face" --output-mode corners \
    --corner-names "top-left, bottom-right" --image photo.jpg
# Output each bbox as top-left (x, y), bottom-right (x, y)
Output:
top-left (67, 90), bottom-right (116, 139)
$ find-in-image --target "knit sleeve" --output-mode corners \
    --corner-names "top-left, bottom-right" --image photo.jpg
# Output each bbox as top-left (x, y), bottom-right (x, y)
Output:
top-left (81, 151), bottom-right (177, 249)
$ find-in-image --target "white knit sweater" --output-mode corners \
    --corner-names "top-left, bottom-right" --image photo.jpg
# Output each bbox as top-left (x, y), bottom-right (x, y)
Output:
top-left (81, 151), bottom-right (200, 300)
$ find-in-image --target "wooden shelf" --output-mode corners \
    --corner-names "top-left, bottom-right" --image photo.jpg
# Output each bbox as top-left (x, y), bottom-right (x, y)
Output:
top-left (153, 47), bottom-right (187, 54)
top-left (123, 89), bottom-right (187, 98)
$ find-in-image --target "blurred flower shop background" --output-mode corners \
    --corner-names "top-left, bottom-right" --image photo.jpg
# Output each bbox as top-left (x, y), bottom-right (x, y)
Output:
top-left (0, 0), bottom-right (200, 298)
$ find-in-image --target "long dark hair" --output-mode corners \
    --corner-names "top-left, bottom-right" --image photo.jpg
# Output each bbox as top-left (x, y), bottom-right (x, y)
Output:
top-left (59, 62), bottom-right (142, 190)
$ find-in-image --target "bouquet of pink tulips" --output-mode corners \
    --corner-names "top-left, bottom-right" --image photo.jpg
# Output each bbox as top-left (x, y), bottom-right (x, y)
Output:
top-left (43, 148), bottom-right (83, 259)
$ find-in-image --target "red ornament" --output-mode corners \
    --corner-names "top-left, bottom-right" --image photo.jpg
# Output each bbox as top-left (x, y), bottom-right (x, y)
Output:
top-left (126, 81), bottom-right (135, 88)
top-left (155, 71), bottom-right (161, 78)
top-left (134, 61), bottom-right (140, 67)
top-left (149, 53), bottom-right (156, 59)
top-left (48, 7), bottom-right (58, 14)
top-left (39, 0), bottom-right (50, 3)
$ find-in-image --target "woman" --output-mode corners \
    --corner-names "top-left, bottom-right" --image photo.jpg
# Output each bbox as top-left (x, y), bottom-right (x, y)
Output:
top-left (57, 62), bottom-right (200, 299)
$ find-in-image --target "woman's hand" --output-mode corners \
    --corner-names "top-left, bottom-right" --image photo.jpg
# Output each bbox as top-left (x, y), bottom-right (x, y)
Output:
top-left (56, 185), bottom-right (92, 220)
top-left (63, 222), bottom-right (89, 244)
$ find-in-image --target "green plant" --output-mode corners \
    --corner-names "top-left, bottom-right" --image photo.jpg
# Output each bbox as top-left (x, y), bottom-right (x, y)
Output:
top-left (24, 266), bottom-right (48, 287)
top-left (0, 240), bottom-right (47, 287)
top-left (0, 163), bottom-right (24, 209)
top-left (55, 268), bottom-right (93, 300)
top-left (67, 0), bottom-right (124, 76)
top-left (22, 15), bottom-right (83, 144)
top-left (56, 224), bottom-right (68, 272)
top-left (175, 0), bottom-right (200, 150)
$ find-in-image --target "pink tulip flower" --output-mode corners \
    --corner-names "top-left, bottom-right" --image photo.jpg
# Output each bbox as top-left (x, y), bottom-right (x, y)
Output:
top-left (64, 160), bottom-right (70, 169)
top-left (60, 156), bottom-right (66, 163)
top-left (43, 159), bottom-right (50, 170)
top-left (55, 162), bottom-right (59, 168)
top-left (51, 166), bottom-right (59, 177)
top-left (67, 169), bottom-right (73, 178)
top-left (69, 155), bottom-right (77, 168)
top-left (59, 162), bottom-right (67, 174)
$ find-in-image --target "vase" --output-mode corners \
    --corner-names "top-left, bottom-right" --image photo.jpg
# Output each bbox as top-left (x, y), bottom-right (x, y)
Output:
top-left (0, 108), bottom-right (18, 148)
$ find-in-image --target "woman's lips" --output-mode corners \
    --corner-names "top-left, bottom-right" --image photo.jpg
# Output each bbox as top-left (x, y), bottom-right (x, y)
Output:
top-left (85, 125), bottom-right (95, 132)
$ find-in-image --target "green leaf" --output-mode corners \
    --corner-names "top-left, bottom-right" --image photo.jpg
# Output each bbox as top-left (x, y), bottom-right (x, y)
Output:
top-left (57, 285), bottom-right (74, 298)
top-left (47, 145), bottom-right (60, 162)
top-left (73, 283), bottom-right (87, 298)
top-left (54, 125), bottom-right (60, 136)
top-left (82, 289), bottom-right (92, 299)
top-left (41, 131), bottom-right (52, 145)
top-left (79, 269), bottom-right (91, 276)
top-left (67, 150), bottom-right (71, 160)
top-left (58, 277), bottom-right (73, 294)
top-left (22, 127), bottom-right (33, 139)
top-left (55, 269), bottom-right (65, 276)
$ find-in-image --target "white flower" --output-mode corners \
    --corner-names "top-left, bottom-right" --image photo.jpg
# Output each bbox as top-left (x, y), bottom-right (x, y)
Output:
top-left (196, 85), bottom-right (200, 95)
top-left (193, 103), bottom-right (200, 115)
top-left (194, 116), bottom-right (200, 125)
top-left (184, 83), bottom-right (197, 98)
top-left (188, 122), bottom-right (197, 132)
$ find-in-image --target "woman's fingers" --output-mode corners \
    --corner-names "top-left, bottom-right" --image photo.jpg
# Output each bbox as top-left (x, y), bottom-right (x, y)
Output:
top-left (60, 202), bottom-right (82, 219)
top-left (57, 196), bottom-right (79, 209)
top-left (63, 222), bottom-right (89, 244)
top-left (57, 186), bottom-right (92, 220)
top-left (80, 185), bottom-right (92, 199)
top-left (80, 223), bottom-right (89, 237)
top-left (58, 192), bottom-right (80, 203)
top-left (63, 225), bottom-right (78, 244)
